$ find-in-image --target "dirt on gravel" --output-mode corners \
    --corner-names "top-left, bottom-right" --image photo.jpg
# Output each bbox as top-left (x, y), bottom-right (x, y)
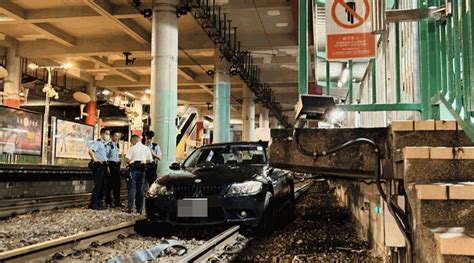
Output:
top-left (233, 180), bottom-right (380, 262)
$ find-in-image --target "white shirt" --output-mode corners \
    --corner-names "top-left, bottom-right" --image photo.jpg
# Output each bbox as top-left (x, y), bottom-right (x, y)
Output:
top-left (126, 142), bottom-right (153, 163)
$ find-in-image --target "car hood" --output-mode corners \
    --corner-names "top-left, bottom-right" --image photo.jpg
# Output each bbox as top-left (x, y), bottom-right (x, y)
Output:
top-left (156, 165), bottom-right (267, 185)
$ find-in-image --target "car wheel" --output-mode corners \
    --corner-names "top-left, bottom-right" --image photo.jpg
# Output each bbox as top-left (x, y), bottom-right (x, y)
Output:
top-left (255, 192), bottom-right (274, 235)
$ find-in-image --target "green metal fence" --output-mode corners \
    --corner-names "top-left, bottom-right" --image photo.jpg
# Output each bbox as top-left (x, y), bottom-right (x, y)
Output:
top-left (418, 0), bottom-right (474, 140)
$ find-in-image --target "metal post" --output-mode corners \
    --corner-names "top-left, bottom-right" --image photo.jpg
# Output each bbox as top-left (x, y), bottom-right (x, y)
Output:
top-left (41, 67), bottom-right (52, 165)
top-left (371, 59), bottom-right (377, 104)
top-left (348, 60), bottom-right (353, 104)
top-left (213, 48), bottom-right (231, 143)
top-left (326, 61), bottom-right (330, 95)
top-left (242, 85), bottom-right (255, 141)
top-left (298, 0), bottom-right (308, 94)
top-left (51, 116), bottom-right (57, 165)
top-left (151, 0), bottom-right (179, 176)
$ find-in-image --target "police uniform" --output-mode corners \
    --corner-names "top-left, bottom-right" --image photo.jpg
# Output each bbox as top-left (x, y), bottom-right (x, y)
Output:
top-left (145, 143), bottom-right (161, 186)
top-left (125, 142), bottom-right (153, 213)
top-left (88, 139), bottom-right (110, 209)
top-left (105, 141), bottom-right (121, 207)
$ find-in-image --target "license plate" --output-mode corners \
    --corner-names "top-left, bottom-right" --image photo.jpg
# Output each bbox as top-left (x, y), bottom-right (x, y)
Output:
top-left (177, 198), bottom-right (208, 217)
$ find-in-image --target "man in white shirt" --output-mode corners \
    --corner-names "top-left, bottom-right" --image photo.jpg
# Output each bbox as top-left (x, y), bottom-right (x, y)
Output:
top-left (125, 134), bottom-right (153, 213)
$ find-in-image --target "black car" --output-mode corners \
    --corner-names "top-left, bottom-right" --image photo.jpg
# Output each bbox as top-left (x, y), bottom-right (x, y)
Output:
top-left (145, 142), bottom-right (295, 232)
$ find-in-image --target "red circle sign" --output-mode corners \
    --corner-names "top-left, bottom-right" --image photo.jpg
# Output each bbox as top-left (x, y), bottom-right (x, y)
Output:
top-left (331, 0), bottom-right (370, 29)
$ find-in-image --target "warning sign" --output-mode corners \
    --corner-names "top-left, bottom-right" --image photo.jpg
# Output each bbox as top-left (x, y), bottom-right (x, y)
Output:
top-left (326, 0), bottom-right (376, 60)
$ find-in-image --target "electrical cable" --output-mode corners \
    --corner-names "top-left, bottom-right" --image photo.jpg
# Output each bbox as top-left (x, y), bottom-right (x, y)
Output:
top-left (293, 128), bottom-right (413, 263)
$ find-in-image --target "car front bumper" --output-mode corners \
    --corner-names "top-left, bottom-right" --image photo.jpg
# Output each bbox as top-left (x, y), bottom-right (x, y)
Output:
top-left (145, 191), bottom-right (267, 227)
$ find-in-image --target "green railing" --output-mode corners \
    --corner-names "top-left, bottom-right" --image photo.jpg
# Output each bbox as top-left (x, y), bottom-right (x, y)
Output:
top-left (419, 0), bottom-right (474, 141)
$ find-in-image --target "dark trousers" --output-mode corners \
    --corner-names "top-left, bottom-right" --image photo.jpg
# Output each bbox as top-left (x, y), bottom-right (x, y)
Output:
top-left (89, 163), bottom-right (107, 208)
top-left (128, 169), bottom-right (145, 212)
top-left (145, 162), bottom-right (157, 187)
top-left (105, 162), bottom-right (121, 206)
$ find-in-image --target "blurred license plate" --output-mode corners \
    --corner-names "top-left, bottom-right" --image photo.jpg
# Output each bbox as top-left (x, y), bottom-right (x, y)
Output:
top-left (177, 198), bottom-right (208, 217)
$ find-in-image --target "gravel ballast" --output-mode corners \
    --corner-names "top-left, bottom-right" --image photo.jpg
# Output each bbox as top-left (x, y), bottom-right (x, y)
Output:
top-left (0, 207), bottom-right (143, 252)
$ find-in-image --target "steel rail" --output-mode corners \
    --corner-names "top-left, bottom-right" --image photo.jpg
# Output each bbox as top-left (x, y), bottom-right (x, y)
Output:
top-left (177, 225), bottom-right (240, 263)
top-left (0, 220), bottom-right (137, 263)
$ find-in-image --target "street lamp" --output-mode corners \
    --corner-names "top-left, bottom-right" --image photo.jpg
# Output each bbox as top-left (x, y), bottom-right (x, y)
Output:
top-left (28, 62), bottom-right (73, 164)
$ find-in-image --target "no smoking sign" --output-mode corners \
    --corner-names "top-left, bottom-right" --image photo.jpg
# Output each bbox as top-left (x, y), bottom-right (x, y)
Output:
top-left (326, 0), bottom-right (376, 60)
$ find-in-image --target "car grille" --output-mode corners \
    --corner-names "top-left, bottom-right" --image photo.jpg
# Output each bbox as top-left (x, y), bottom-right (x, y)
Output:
top-left (172, 185), bottom-right (223, 198)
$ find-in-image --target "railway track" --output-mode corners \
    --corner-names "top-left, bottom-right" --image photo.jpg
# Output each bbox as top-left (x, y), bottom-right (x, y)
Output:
top-left (0, 181), bottom-right (314, 262)
top-left (0, 221), bottom-right (136, 263)
top-left (0, 192), bottom-right (127, 218)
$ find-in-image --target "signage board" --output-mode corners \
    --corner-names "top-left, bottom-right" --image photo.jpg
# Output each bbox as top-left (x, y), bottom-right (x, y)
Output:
top-left (0, 106), bottom-right (43, 155)
top-left (326, 0), bottom-right (376, 60)
top-left (55, 119), bottom-right (95, 159)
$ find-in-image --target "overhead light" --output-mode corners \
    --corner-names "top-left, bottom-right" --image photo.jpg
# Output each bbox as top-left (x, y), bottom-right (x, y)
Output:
top-left (61, 63), bottom-right (73, 70)
top-left (19, 91), bottom-right (25, 97)
top-left (267, 10), bottom-right (281, 16)
top-left (337, 81), bottom-right (343, 88)
top-left (102, 89), bottom-right (110, 95)
top-left (276, 23), bottom-right (288, 27)
top-left (141, 95), bottom-right (149, 101)
top-left (28, 63), bottom-right (39, 70)
top-left (124, 92), bottom-right (136, 98)
top-left (145, 88), bottom-right (151, 94)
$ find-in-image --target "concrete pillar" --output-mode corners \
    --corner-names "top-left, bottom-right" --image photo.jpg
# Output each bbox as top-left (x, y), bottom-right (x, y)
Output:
top-left (242, 85), bottom-right (255, 141)
top-left (3, 49), bottom-right (21, 108)
top-left (213, 48), bottom-right (231, 143)
top-left (259, 105), bottom-right (270, 129)
top-left (84, 81), bottom-right (97, 125)
top-left (151, 0), bottom-right (179, 176)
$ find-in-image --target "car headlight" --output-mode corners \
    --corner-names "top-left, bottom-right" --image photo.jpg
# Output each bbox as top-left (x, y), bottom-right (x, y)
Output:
top-left (147, 183), bottom-right (171, 197)
top-left (227, 181), bottom-right (263, 196)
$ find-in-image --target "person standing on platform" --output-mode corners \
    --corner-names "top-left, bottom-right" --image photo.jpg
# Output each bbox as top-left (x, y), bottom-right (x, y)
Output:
top-left (105, 131), bottom-right (123, 208)
top-left (125, 134), bottom-right (153, 214)
top-left (87, 128), bottom-right (111, 210)
top-left (144, 131), bottom-right (161, 187)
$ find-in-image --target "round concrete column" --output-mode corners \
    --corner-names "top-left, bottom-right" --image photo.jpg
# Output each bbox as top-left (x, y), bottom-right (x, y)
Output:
top-left (242, 85), bottom-right (255, 141)
top-left (213, 49), bottom-right (231, 143)
top-left (151, 0), bottom-right (179, 176)
top-left (259, 105), bottom-right (270, 129)
top-left (3, 49), bottom-right (21, 108)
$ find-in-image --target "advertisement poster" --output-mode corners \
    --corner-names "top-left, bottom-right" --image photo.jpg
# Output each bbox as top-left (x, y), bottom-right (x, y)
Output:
top-left (55, 119), bottom-right (95, 159)
top-left (0, 106), bottom-right (43, 155)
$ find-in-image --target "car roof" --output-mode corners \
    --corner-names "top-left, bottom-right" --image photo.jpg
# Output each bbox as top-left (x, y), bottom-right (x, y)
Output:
top-left (199, 141), bottom-right (269, 149)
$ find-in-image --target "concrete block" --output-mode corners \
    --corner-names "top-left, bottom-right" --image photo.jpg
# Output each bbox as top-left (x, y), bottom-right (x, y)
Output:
top-left (449, 183), bottom-right (474, 200)
top-left (415, 184), bottom-right (448, 200)
top-left (434, 228), bottom-right (474, 256)
top-left (414, 120), bottom-right (436, 131)
top-left (430, 147), bottom-right (454, 159)
top-left (435, 120), bottom-right (457, 131)
top-left (391, 121), bottom-right (414, 131)
top-left (455, 147), bottom-right (474, 159)
top-left (403, 147), bottom-right (430, 159)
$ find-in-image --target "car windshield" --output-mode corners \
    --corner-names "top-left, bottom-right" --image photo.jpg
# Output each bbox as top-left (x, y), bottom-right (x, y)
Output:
top-left (183, 145), bottom-right (266, 168)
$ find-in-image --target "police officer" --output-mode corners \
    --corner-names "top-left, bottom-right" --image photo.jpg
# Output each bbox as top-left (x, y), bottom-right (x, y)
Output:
top-left (125, 134), bottom-right (153, 214)
top-left (105, 130), bottom-right (123, 208)
top-left (87, 128), bottom-right (111, 210)
top-left (143, 131), bottom-right (161, 187)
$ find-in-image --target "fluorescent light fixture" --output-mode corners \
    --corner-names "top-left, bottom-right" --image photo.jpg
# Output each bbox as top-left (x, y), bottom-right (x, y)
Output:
top-left (145, 88), bottom-right (151, 94)
top-left (276, 23), bottom-right (288, 27)
top-left (61, 63), bottom-right (73, 70)
top-left (341, 67), bottom-right (350, 84)
top-left (102, 89), bottom-right (110, 95)
top-left (267, 10), bottom-right (281, 16)
top-left (28, 63), bottom-right (39, 70)
top-left (124, 92), bottom-right (136, 98)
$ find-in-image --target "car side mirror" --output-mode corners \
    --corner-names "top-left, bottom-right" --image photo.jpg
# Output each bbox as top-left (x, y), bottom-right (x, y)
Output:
top-left (169, 162), bottom-right (181, 170)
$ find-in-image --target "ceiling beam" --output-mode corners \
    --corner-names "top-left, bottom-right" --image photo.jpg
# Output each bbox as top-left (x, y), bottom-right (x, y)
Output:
top-left (87, 56), bottom-right (139, 83)
top-left (0, 2), bottom-right (76, 47)
top-left (83, 0), bottom-right (150, 44)
top-left (95, 74), bottom-right (242, 87)
top-left (178, 68), bottom-right (197, 81)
